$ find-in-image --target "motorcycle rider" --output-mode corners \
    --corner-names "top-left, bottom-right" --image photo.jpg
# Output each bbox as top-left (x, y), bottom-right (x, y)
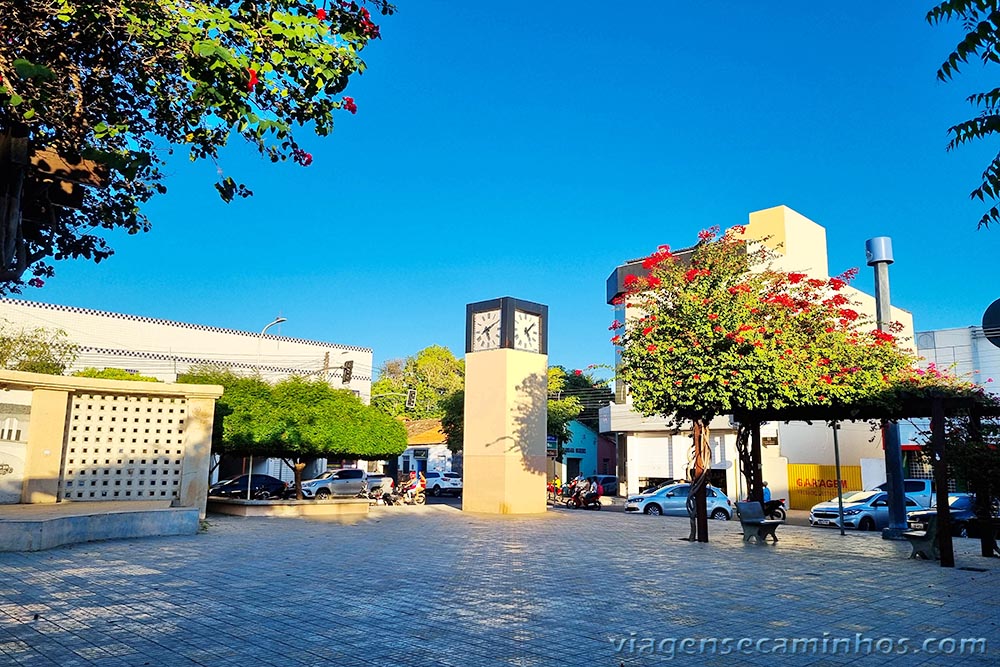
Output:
top-left (404, 471), bottom-right (421, 502)
top-left (583, 476), bottom-right (600, 506)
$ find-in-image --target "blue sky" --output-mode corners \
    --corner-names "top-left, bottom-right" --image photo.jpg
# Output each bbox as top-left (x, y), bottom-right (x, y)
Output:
top-left (26, 1), bottom-right (1000, 378)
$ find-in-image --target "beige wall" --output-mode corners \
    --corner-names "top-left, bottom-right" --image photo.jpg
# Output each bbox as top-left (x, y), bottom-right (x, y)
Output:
top-left (0, 370), bottom-right (222, 517)
top-left (462, 349), bottom-right (547, 514)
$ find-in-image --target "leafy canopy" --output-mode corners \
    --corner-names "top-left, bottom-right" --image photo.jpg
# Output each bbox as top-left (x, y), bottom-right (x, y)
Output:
top-left (179, 366), bottom-right (407, 460)
top-left (615, 226), bottom-right (916, 426)
top-left (0, 319), bottom-right (77, 374)
top-left (928, 1), bottom-right (1000, 227)
top-left (371, 345), bottom-right (465, 419)
top-left (0, 0), bottom-right (392, 289)
top-left (72, 367), bottom-right (160, 382)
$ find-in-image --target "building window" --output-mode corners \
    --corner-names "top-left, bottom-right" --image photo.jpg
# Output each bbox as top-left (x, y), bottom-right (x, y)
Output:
top-left (0, 417), bottom-right (20, 441)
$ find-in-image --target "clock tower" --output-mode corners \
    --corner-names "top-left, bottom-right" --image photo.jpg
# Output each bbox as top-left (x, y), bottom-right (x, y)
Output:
top-left (462, 297), bottom-right (548, 514)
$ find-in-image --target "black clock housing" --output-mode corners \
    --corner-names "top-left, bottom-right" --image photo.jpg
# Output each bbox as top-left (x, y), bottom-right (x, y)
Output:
top-left (466, 297), bottom-right (548, 354)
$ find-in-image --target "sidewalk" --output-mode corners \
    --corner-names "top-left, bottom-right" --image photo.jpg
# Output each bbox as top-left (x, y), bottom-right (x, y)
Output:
top-left (1, 505), bottom-right (997, 666)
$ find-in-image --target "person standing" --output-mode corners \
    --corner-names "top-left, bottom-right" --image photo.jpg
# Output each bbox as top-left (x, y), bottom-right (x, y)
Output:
top-left (762, 481), bottom-right (771, 503)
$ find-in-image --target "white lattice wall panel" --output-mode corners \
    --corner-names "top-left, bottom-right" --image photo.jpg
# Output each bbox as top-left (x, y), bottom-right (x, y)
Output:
top-left (60, 394), bottom-right (187, 501)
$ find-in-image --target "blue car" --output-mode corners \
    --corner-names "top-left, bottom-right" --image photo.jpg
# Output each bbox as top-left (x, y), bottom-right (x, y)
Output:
top-left (625, 483), bottom-right (733, 520)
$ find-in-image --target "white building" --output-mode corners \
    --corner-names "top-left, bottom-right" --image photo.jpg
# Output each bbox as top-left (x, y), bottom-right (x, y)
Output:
top-left (0, 298), bottom-right (374, 483)
top-left (600, 206), bottom-right (915, 508)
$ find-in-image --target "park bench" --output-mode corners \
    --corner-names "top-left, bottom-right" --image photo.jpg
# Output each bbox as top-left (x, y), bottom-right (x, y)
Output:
top-left (736, 501), bottom-right (782, 544)
top-left (903, 515), bottom-right (939, 560)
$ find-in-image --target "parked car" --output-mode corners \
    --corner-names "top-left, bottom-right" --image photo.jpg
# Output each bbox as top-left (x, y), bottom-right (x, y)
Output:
top-left (906, 493), bottom-right (994, 538)
top-left (625, 483), bottom-right (732, 520)
top-left (298, 468), bottom-right (367, 499)
top-left (870, 479), bottom-right (934, 508)
top-left (592, 475), bottom-right (618, 496)
top-left (425, 471), bottom-right (462, 496)
top-left (810, 490), bottom-right (922, 530)
top-left (209, 474), bottom-right (288, 500)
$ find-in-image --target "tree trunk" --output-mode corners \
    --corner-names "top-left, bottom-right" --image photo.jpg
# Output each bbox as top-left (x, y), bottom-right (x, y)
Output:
top-left (687, 419), bottom-right (711, 543)
top-left (293, 460), bottom-right (306, 500)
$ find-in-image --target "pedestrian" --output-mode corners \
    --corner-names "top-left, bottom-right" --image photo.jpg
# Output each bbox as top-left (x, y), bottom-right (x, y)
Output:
top-left (762, 481), bottom-right (771, 502)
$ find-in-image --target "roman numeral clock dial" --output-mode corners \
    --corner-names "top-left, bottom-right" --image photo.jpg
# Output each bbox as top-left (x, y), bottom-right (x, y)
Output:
top-left (472, 309), bottom-right (501, 351)
top-left (514, 310), bottom-right (541, 352)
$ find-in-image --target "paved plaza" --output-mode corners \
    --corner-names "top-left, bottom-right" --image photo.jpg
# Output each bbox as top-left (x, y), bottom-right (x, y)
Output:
top-left (1, 504), bottom-right (998, 666)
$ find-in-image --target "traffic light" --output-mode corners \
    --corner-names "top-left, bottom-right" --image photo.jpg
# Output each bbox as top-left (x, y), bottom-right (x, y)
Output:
top-left (405, 388), bottom-right (417, 409)
top-left (341, 360), bottom-right (353, 384)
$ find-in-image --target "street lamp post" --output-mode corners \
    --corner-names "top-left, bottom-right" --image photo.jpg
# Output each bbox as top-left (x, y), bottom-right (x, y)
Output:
top-left (257, 316), bottom-right (287, 370)
top-left (248, 316), bottom-right (287, 498)
top-left (865, 237), bottom-right (907, 540)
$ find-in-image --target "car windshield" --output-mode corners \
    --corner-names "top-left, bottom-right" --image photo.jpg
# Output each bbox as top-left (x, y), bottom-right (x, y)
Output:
top-left (839, 490), bottom-right (880, 504)
top-left (932, 495), bottom-right (973, 510)
top-left (312, 470), bottom-right (335, 480)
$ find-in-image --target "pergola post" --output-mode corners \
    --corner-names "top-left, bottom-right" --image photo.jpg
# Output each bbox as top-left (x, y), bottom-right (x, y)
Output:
top-left (931, 397), bottom-right (955, 567)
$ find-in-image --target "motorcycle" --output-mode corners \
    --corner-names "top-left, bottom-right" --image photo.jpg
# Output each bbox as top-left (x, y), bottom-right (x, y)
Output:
top-left (567, 490), bottom-right (603, 511)
top-left (737, 498), bottom-right (786, 521)
top-left (382, 487), bottom-right (426, 506)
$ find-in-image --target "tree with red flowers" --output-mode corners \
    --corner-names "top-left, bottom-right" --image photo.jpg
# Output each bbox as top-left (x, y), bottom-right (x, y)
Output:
top-left (614, 226), bottom-right (917, 541)
top-left (0, 0), bottom-right (391, 291)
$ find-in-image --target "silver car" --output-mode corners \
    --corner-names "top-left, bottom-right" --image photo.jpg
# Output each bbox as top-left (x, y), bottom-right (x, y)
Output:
top-left (299, 468), bottom-right (367, 499)
top-left (625, 483), bottom-right (733, 520)
top-left (809, 490), bottom-right (921, 531)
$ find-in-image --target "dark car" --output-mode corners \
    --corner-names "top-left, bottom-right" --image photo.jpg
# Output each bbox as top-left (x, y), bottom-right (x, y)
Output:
top-left (907, 493), bottom-right (992, 538)
top-left (209, 474), bottom-right (288, 500)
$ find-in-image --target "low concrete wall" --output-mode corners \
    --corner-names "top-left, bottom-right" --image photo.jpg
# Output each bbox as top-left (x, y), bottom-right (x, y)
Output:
top-left (207, 498), bottom-right (369, 522)
top-left (0, 507), bottom-right (199, 552)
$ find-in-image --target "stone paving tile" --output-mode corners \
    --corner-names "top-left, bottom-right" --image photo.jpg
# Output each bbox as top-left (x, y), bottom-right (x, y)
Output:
top-left (0, 505), bottom-right (998, 666)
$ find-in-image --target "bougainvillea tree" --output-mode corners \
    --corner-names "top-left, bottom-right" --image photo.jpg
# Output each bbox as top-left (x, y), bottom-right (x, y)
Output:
top-left (0, 0), bottom-right (392, 290)
top-left (614, 225), bottom-right (917, 541)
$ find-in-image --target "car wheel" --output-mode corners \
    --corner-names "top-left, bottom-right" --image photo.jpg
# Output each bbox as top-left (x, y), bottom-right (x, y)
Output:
top-left (644, 504), bottom-right (662, 516)
top-left (858, 516), bottom-right (875, 531)
top-left (711, 508), bottom-right (729, 521)
top-left (432, 485), bottom-right (442, 497)
top-left (315, 489), bottom-right (331, 500)
top-left (255, 490), bottom-right (272, 500)
top-left (414, 492), bottom-right (426, 506)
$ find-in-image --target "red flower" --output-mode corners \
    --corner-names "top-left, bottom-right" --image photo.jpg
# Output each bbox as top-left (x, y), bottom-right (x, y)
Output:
top-left (807, 279), bottom-right (825, 288)
top-left (818, 358), bottom-right (830, 366)
top-left (624, 274), bottom-right (639, 286)
top-left (317, 8), bottom-right (327, 20)
top-left (573, 369), bottom-right (582, 376)
top-left (646, 276), bottom-right (662, 288)
top-left (697, 228), bottom-right (717, 242)
top-left (838, 308), bottom-right (859, 321)
top-left (820, 375), bottom-right (833, 384)
top-left (729, 225), bottom-right (746, 234)
top-left (342, 96), bottom-right (358, 114)
top-left (642, 326), bottom-right (654, 336)
top-left (825, 327), bottom-right (834, 333)
top-left (247, 68), bottom-right (258, 91)
top-left (707, 313), bottom-right (718, 321)
top-left (829, 278), bottom-right (846, 291)
top-left (693, 374), bottom-right (701, 380)
top-left (713, 326), bottom-right (723, 333)
top-left (610, 335), bottom-right (622, 344)
top-left (684, 268), bottom-right (700, 283)
top-left (647, 344), bottom-right (658, 352)
top-left (788, 272), bottom-right (807, 284)
top-left (608, 320), bottom-right (623, 330)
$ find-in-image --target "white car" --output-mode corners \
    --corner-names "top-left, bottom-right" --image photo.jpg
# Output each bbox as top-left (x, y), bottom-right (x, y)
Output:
top-left (425, 471), bottom-right (462, 497)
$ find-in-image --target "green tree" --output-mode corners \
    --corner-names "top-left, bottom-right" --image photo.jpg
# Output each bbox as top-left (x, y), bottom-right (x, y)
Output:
top-left (372, 345), bottom-right (465, 418)
top-left (0, 319), bottom-right (77, 374)
top-left (439, 368), bottom-right (582, 454)
top-left (72, 367), bottom-right (160, 382)
top-left (0, 0), bottom-right (393, 289)
top-left (439, 389), bottom-right (464, 452)
top-left (615, 226), bottom-right (917, 540)
top-left (547, 367), bottom-right (583, 452)
top-left (179, 366), bottom-right (406, 497)
top-left (552, 365), bottom-right (613, 432)
top-left (928, 1), bottom-right (1000, 227)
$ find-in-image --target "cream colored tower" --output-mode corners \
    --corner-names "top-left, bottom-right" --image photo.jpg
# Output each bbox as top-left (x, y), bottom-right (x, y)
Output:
top-left (462, 298), bottom-right (548, 514)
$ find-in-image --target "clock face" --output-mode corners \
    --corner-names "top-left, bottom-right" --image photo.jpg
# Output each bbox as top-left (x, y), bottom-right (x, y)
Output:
top-left (513, 310), bottom-right (541, 352)
top-left (472, 309), bottom-right (502, 351)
